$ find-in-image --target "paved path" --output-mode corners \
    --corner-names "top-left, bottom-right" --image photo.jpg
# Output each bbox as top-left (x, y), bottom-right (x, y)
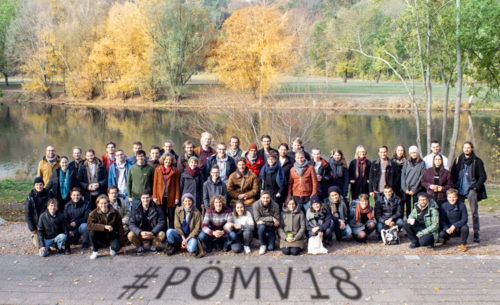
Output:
top-left (1, 253), bottom-right (499, 304)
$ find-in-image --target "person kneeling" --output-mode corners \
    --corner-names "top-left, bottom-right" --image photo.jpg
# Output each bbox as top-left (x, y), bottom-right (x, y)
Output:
top-left (87, 195), bottom-right (127, 260)
top-left (230, 201), bottom-right (255, 254)
top-left (166, 193), bottom-right (204, 257)
top-left (128, 190), bottom-right (166, 255)
top-left (439, 189), bottom-right (469, 252)
top-left (38, 199), bottom-right (68, 257)
top-left (349, 194), bottom-right (377, 243)
top-left (306, 195), bottom-right (333, 246)
top-left (199, 195), bottom-right (236, 253)
top-left (404, 193), bottom-right (439, 249)
top-left (374, 185), bottom-right (404, 240)
top-left (278, 197), bottom-right (306, 256)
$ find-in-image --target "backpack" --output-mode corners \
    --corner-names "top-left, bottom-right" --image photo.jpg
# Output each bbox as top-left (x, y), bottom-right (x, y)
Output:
top-left (381, 225), bottom-right (400, 245)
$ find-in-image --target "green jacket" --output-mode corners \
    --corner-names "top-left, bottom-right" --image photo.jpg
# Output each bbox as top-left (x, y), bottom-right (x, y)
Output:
top-left (126, 163), bottom-right (154, 199)
top-left (408, 203), bottom-right (439, 243)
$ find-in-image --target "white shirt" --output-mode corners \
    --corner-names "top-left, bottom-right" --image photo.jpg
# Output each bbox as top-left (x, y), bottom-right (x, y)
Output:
top-left (423, 153), bottom-right (449, 170)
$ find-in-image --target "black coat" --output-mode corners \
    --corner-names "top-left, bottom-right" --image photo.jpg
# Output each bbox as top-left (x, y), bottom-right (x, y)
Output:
top-left (257, 147), bottom-right (278, 162)
top-left (450, 153), bottom-right (487, 202)
top-left (308, 158), bottom-right (333, 199)
top-left (129, 203), bottom-right (166, 236)
top-left (45, 168), bottom-right (78, 211)
top-left (37, 211), bottom-right (69, 248)
top-left (64, 199), bottom-right (91, 230)
top-left (439, 201), bottom-right (468, 231)
top-left (204, 154), bottom-right (236, 181)
top-left (159, 149), bottom-right (179, 165)
top-left (25, 189), bottom-right (49, 232)
top-left (261, 169), bottom-right (286, 202)
top-left (369, 159), bottom-right (400, 194)
top-left (180, 170), bottom-right (204, 210)
top-left (280, 155), bottom-right (295, 185)
top-left (374, 194), bottom-right (403, 223)
top-left (68, 159), bottom-right (85, 173)
top-left (77, 159), bottom-right (108, 200)
top-left (348, 159), bottom-right (372, 201)
top-left (328, 159), bottom-right (350, 198)
top-left (287, 149), bottom-right (311, 161)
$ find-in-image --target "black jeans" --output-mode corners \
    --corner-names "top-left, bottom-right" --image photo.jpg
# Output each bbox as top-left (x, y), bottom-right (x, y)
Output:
top-left (161, 197), bottom-right (176, 230)
top-left (404, 222), bottom-right (434, 246)
top-left (440, 225), bottom-right (469, 245)
top-left (89, 230), bottom-right (121, 252)
top-left (282, 247), bottom-right (301, 256)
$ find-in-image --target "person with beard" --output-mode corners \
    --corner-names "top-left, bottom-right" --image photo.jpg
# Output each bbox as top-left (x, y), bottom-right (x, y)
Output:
top-left (177, 140), bottom-right (200, 175)
top-left (401, 146), bottom-right (426, 218)
top-left (288, 151), bottom-right (318, 213)
top-left (257, 134), bottom-right (278, 163)
top-left (147, 146), bottom-right (161, 170)
top-left (227, 157), bottom-right (260, 211)
top-left (69, 147), bottom-right (84, 173)
top-left (204, 142), bottom-right (237, 185)
top-left (324, 186), bottom-right (351, 241)
top-left (203, 165), bottom-right (228, 211)
top-left (226, 136), bottom-right (246, 159)
top-left (45, 156), bottom-right (78, 212)
top-left (37, 145), bottom-right (60, 186)
top-left (160, 140), bottom-right (179, 164)
top-left (450, 141), bottom-right (487, 243)
top-left (25, 177), bottom-right (49, 249)
top-left (308, 147), bottom-right (333, 201)
top-left (260, 152), bottom-right (286, 206)
top-left (246, 143), bottom-right (265, 177)
top-left (404, 193), bottom-right (439, 249)
top-left (101, 141), bottom-right (116, 173)
top-left (421, 154), bottom-right (453, 206)
top-left (348, 145), bottom-right (371, 205)
top-left (77, 149), bottom-right (108, 210)
top-left (349, 194), bottom-right (377, 243)
top-left (152, 153), bottom-right (181, 229)
top-left (180, 156), bottom-right (205, 212)
top-left (391, 144), bottom-right (407, 199)
top-left (108, 149), bottom-right (131, 201)
top-left (253, 191), bottom-right (280, 255)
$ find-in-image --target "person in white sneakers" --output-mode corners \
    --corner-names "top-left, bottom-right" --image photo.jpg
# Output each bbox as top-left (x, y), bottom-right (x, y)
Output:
top-left (229, 201), bottom-right (255, 254)
top-left (253, 191), bottom-right (280, 255)
top-left (87, 195), bottom-right (127, 260)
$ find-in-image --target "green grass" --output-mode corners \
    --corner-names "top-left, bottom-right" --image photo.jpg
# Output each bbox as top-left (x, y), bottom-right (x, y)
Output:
top-left (480, 186), bottom-right (500, 212)
top-left (0, 179), bottom-right (31, 222)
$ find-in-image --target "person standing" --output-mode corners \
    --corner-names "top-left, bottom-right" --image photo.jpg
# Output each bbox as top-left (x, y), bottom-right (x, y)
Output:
top-left (439, 189), bottom-right (469, 251)
top-left (37, 199), bottom-right (68, 257)
top-left (180, 156), bottom-right (205, 212)
top-left (253, 192), bottom-right (280, 255)
top-left (348, 145), bottom-right (371, 204)
top-left (37, 145), bottom-right (60, 186)
top-left (277, 143), bottom-right (294, 186)
top-left (308, 147), bottom-right (333, 201)
top-left (423, 140), bottom-right (449, 170)
top-left (227, 157), bottom-right (260, 210)
top-left (404, 193), bottom-right (439, 249)
top-left (69, 147), bottom-right (84, 173)
top-left (147, 146), bottom-right (161, 170)
top-left (288, 151), bottom-right (318, 213)
top-left (77, 149), bottom-right (107, 210)
top-left (257, 134), bottom-right (278, 163)
top-left (64, 188), bottom-right (91, 253)
top-left (160, 140), bottom-right (179, 164)
top-left (278, 196), bottom-right (306, 256)
top-left (421, 154), bottom-right (453, 205)
top-left (25, 177), bottom-right (49, 250)
top-left (450, 141), bottom-right (487, 243)
top-left (328, 149), bottom-right (349, 198)
top-left (127, 150), bottom-right (154, 209)
top-left (391, 144), bottom-right (407, 199)
top-left (177, 140), bottom-right (200, 174)
top-left (401, 146), bottom-right (426, 218)
top-left (205, 142), bottom-right (236, 184)
top-left (260, 152), bottom-right (286, 204)
top-left (287, 137), bottom-right (311, 161)
top-left (108, 149), bottom-right (131, 201)
top-left (226, 136), bottom-right (246, 159)
top-left (101, 141), bottom-right (116, 173)
top-left (152, 153), bottom-right (181, 229)
top-left (45, 156), bottom-right (78, 212)
top-left (246, 143), bottom-right (265, 177)
top-left (194, 132), bottom-right (216, 171)
top-left (128, 141), bottom-right (149, 165)
top-left (369, 145), bottom-right (399, 200)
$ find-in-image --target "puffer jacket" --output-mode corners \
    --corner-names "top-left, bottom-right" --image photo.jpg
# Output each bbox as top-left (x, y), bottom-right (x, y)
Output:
top-left (64, 199), bottom-right (91, 229)
top-left (278, 204), bottom-right (306, 249)
top-left (245, 153), bottom-right (265, 177)
top-left (37, 211), bottom-right (69, 248)
top-left (87, 205), bottom-right (127, 246)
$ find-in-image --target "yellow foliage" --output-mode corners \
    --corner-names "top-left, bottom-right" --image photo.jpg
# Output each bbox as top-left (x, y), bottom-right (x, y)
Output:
top-left (214, 6), bottom-right (297, 101)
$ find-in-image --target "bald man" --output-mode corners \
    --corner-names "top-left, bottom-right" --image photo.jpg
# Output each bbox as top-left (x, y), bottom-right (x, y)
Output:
top-left (36, 145), bottom-right (61, 186)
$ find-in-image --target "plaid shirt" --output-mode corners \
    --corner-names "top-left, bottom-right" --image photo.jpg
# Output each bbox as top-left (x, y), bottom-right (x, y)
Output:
top-left (202, 207), bottom-right (234, 236)
top-left (408, 204), bottom-right (439, 243)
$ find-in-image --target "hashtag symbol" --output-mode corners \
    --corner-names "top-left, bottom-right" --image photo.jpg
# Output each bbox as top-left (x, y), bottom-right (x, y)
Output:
top-left (119, 267), bottom-right (160, 299)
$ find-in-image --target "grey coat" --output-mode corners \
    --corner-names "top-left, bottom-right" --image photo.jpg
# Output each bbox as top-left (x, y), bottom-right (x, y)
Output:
top-left (278, 205), bottom-right (306, 249)
top-left (203, 178), bottom-right (227, 209)
top-left (112, 197), bottom-right (130, 232)
top-left (401, 159), bottom-right (426, 194)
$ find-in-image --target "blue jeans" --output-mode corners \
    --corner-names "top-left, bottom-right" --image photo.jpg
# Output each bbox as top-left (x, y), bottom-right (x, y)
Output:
top-left (39, 233), bottom-right (67, 257)
top-left (332, 220), bottom-right (352, 238)
top-left (131, 197), bottom-right (141, 209)
top-left (199, 231), bottom-right (237, 249)
top-left (376, 218), bottom-right (404, 233)
top-left (166, 229), bottom-right (198, 253)
top-left (257, 225), bottom-right (276, 250)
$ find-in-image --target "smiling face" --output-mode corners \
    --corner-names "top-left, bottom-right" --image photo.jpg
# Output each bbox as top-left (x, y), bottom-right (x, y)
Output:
top-left (210, 167), bottom-right (220, 181)
top-left (262, 137), bottom-right (271, 149)
top-left (359, 199), bottom-right (369, 209)
top-left (418, 196), bottom-right (428, 209)
top-left (278, 145), bottom-right (288, 157)
top-left (312, 149), bottom-right (321, 162)
top-left (71, 191), bottom-right (81, 203)
top-left (72, 148), bottom-right (81, 161)
top-left (185, 143), bottom-right (194, 155)
top-left (46, 146), bottom-right (56, 158)
top-left (97, 198), bottom-right (109, 213)
top-left (357, 148), bottom-right (367, 159)
top-left (287, 199), bottom-right (296, 211)
top-left (34, 182), bottom-right (44, 192)
top-left (410, 151), bottom-right (418, 159)
top-left (396, 146), bottom-right (405, 158)
top-left (463, 143), bottom-right (473, 156)
top-left (378, 147), bottom-right (388, 160)
top-left (431, 143), bottom-right (441, 154)
top-left (237, 160), bottom-right (247, 172)
top-left (217, 144), bottom-right (226, 158)
top-left (164, 156), bottom-right (173, 167)
top-left (383, 188), bottom-right (393, 199)
top-left (214, 198), bottom-right (223, 212)
top-left (188, 159), bottom-right (198, 170)
top-left (163, 142), bottom-right (173, 153)
top-left (106, 144), bottom-right (115, 155)
top-left (261, 193), bottom-right (271, 205)
top-left (183, 197), bottom-right (193, 209)
top-left (150, 149), bottom-right (160, 161)
top-left (329, 191), bottom-right (339, 202)
top-left (447, 193), bottom-right (458, 205)
top-left (230, 138), bottom-right (239, 150)
top-left (133, 144), bottom-right (142, 154)
top-left (312, 202), bottom-right (321, 211)
top-left (60, 158), bottom-right (69, 171)
top-left (295, 154), bottom-right (305, 165)
top-left (235, 203), bottom-right (245, 216)
top-left (136, 153), bottom-right (145, 165)
top-left (292, 141), bottom-right (301, 152)
top-left (47, 202), bottom-right (57, 215)
top-left (434, 155), bottom-right (443, 168)
top-left (201, 134), bottom-right (211, 147)
top-left (141, 193), bottom-right (151, 206)
top-left (333, 152), bottom-right (342, 162)
top-left (86, 151), bottom-right (95, 163)
top-left (116, 150), bottom-right (125, 163)
top-left (248, 149), bottom-right (257, 158)
top-left (267, 155), bottom-right (277, 166)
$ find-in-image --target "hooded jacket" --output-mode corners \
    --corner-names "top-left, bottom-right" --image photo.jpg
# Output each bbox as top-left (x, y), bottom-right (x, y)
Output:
top-left (278, 205), bottom-right (306, 249)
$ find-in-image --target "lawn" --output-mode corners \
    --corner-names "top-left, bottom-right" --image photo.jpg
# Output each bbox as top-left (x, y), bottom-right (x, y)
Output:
top-left (0, 179), bottom-right (31, 222)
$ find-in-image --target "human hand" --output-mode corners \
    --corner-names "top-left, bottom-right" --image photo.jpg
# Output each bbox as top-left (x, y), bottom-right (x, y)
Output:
top-left (370, 192), bottom-right (375, 198)
top-left (257, 220), bottom-right (265, 225)
top-left (312, 227), bottom-right (320, 233)
top-left (104, 225), bottom-right (113, 232)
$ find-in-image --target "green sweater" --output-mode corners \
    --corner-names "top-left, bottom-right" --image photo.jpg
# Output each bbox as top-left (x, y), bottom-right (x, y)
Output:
top-left (126, 163), bottom-right (154, 199)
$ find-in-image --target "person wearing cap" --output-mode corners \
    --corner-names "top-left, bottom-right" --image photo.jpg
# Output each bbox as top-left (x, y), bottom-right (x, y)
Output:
top-left (204, 142), bottom-right (236, 185)
top-left (253, 191), bottom-right (281, 255)
top-left (288, 151), bottom-right (318, 213)
top-left (349, 194), bottom-right (376, 243)
top-left (404, 192), bottom-right (439, 249)
top-left (199, 194), bottom-right (236, 253)
top-left (165, 193), bottom-right (204, 257)
top-left (324, 186), bottom-right (352, 241)
top-left (246, 143), bottom-right (265, 177)
top-left (127, 149), bottom-right (154, 209)
top-left (374, 185), bottom-right (404, 238)
top-left (227, 157), bottom-right (260, 209)
top-left (401, 145), bottom-right (426, 218)
top-left (180, 156), bottom-right (204, 211)
top-left (36, 145), bottom-right (60, 186)
top-left (439, 189), bottom-right (469, 251)
top-left (45, 156), bottom-right (78, 212)
top-left (306, 195), bottom-right (334, 246)
top-left (25, 177), bottom-right (50, 249)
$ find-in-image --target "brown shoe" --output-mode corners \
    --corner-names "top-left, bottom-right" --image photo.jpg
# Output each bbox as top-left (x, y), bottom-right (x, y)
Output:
top-left (443, 239), bottom-right (449, 246)
top-left (459, 244), bottom-right (467, 252)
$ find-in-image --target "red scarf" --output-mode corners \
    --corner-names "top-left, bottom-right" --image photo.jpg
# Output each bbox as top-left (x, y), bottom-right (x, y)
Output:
top-left (355, 202), bottom-right (374, 226)
top-left (161, 165), bottom-right (172, 175)
top-left (186, 166), bottom-right (199, 177)
top-left (356, 157), bottom-right (367, 179)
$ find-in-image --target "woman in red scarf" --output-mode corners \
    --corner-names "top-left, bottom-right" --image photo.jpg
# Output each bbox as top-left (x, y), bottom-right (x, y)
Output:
top-left (348, 194), bottom-right (376, 243)
top-left (348, 145), bottom-right (372, 206)
top-left (153, 153), bottom-right (180, 229)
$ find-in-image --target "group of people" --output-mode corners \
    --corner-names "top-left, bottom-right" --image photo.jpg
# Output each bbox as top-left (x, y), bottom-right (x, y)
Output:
top-left (27, 133), bottom-right (487, 259)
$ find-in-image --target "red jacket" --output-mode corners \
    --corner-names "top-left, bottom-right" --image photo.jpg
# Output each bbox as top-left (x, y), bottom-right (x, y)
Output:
top-left (245, 153), bottom-right (265, 177)
top-left (288, 165), bottom-right (318, 197)
top-left (101, 154), bottom-right (115, 173)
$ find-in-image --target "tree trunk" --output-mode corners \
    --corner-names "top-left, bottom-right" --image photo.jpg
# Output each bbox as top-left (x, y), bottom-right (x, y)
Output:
top-left (325, 61), bottom-right (329, 85)
top-left (412, 98), bottom-right (423, 155)
top-left (375, 70), bottom-right (381, 84)
top-left (441, 80), bottom-right (450, 151)
top-left (425, 0), bottom-right (433, 155)
top-left (3, 74), bottom-right (8, 87)
top-left (448, 0), bottom-right (462, 162)
top-left (343, 71), bottom-right (347, 83)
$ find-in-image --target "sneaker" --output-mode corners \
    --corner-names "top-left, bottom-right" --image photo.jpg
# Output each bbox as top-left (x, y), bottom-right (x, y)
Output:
top-left (244, 246), bottom-right (251, 254)
top-left (427, 244), bottom-right (434, 249)
top-left (443, 239), bottom-right (449, 246)
top-left (460, 244), bottom-right (467, 252)
top-left (165, 245), bottom-right (176, 256)
top-left (474, 233), bottom-right (480, 243)
top-left (82, 243), bottom-right (90, 249)
top-left (259, 246), bottom-right (267, 255)
top-left (90, 251), bottom-right (98, 260)
top-left (151, 246), bottom-right (158, 255)
top-left (409, 243), bottom-right (420, 249)
top-left (222, 246), bottom-right (229, 253)
top-left (137, 246), bottom-right (144, 256)
top-left (110, 247), bottom-right (116, 256)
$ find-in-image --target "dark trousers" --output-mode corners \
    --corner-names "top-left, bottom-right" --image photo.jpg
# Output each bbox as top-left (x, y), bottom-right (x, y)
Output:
top-left (231, 230), bottom-right (253, 253)
top-left (89, 230), bottom-right (121, 252)
top-left (89, 194), bottom-right (99, 211)
top-left (160, 197), bottom-right (176, 230)
top-left (403, 190), bottom-right (421, 218)
top-left (440, 225), bottom-right (469, 245)
top-left (459, 190), bottom-right (480, 233)
top-left (257, 225), bottom-right (276, 250)
top-left (404, 222), bottom-right (434, 246)
top-left (199, 231), bottom-right (237, 249)
top-left (282, 247), bottom-right (301, 256)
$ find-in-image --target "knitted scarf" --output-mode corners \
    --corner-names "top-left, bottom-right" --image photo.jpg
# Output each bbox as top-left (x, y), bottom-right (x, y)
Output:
top-left (259, 163), bottom-right (286, 190)
top-left (355, 202), bottom-right (374, 226)
top-left (46, 155), bottom-right (58, 166)
top-left (393, 156), bottom-right (407, 167)
top-left (161, 164), bottom-right (172, 175)
top-left (355, 157), bottom-right (367, 179)
top-left (59, 168), bottom-right (70, 200)
top-left (329, 158), bottom-right (344, 178)
top-left (247, 154), bottom-right (258, 165)
top-left (307, 206), bottom-right (327, 228)
top-left (227, 148), bottom-right (243, 158)
top-left (186, 166), bottom-right (199, 177)
top-left (294, 161), bottom-right (308, 177)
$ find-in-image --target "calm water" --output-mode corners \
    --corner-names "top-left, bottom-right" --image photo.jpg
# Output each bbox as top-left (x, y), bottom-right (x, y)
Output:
top-left (1, 102), bottom-right (499, 182)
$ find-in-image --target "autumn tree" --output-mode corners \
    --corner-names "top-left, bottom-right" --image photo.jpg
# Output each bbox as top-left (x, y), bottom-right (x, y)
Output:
top-left (0, 0), bottom-right (16, 86)
top-left (214, 6), bottom-right (297, 104)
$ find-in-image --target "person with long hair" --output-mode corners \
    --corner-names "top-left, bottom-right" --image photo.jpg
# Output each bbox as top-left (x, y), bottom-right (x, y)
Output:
top-left (180, 156), bottom-right (204, 211)
top-left (278, 196), bottom-right (306, 256)
top-left (421, 154), bottom-right (453, 206)
top-left (199, 195), bottom-right (236, 253)
top-left (45, 156), bottom-right (78, 212)
top-left (391, 144), bottom-right (406, 199)
top-left (401, 146), bottom-right (426, 218)
top-left (349, 194), bottom-right (376, 243)
top-left (348, 146), bottom-right (371, 203)
top-left (328, 149), bottom-right (349, 198)
top-left (229, 201), bottom-right (255, 254)
top-left (153, 153), bottom-right (181, 229)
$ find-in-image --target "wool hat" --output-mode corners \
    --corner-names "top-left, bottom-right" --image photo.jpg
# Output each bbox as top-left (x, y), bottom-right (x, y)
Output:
top-left (310, 195), bottom-right (323, 205)
top-left (409, 145), bottom-right (419, 154)
top-left (188, 156), bottom-right (199, 162)
top-left (328, 186), bottom-right (342, 195)
top-left (181, 193), bottom-right (195, 204)
top-left (248, 143), bottom-right (258, 151)
top-left (34, 177), bottom-right (44, 185)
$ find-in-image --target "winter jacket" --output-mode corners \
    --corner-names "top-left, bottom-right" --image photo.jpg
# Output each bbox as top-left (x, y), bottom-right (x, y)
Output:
top-left (194, 147), bottom-right (215, 172)
top-left (439, 201), bottom-right (468, 231)
top-left (450, 153), bottom-right (488, 202)
top-left (287, 148), bottom-right (311, 161)
top-left (37, 211), bottom-right (69, 248)
top-left (253, 199), bottom-right (281, 227)
top-left (160, 149), bottom-right (179, 164)
top-left (328, 158), bottom-right (349, 198)
top-left (180, 170), bottom-right (204, 210)
top-left (421, 168), bottom-right (453, 202)
top-left (37, 155), bottom-right (61, 186)
top-left (203, 178), bottom-right (228, 210)
top-left (374, 194), bottom-right (403, 223)
top-left (152, 166), bottom-right (181, 208)
top-left (45, 168), bottom-right (78, 208)
top-left (101, 154), bottom-right (116, 173)
top-left (126, 163), bottom-right (154, 199)
top-left (257, 147), bottom-right (278, 162)
top-left (401, 159), bottom-right (426, 194)
top-left (260, 165), bottom-right (286, 201)
top-left (348, 159), bottom-right (372, 201)
top-left (87, 205), bottom-right (127, 246)
top-left (369, 159), bottom-right (400, 194)
top-left (128, 154), bottom-right (149, 165)
top-left (324, 196), bottom-right (349, 222)
top-left (68, 159), bottom-right (84, 173)
top-left (129, 203), bottom-right (166, 236)
top-left (278, 205), bottom-right (306, 249)
top-left (245, 153), bottom-right (265, 177)
top-left (288, 165), bottom-right (318, 197)
top-left (348, 200), bottom-right (375, 229)
top-left (25, 189), bottom-right (49, 232)
top-left (279, 155), bottom-right (295, 185)
top-left (147, 159), bottom-right (161, 170)
top-left (108, 161), bottom-right (132, 194)
top-left (308, 158), bottom-right (333, 198)
top-left (111, 198), bottom-right (130, 232)
top-left (408, 203), bottom-right (439, 243)
top-left (204, 154), bottom-right (237, 182)
top-left (306, 205), bottom-right (333, 236)
top-left (177, 153), bottom-right (201, 175)
top-left (77, 158), bottom-right (108, 200)
top-left (64, 199), bottom-right (91, 229)
top-left (174, 206), bottom-right (204, 258)
top-left (201, 206), bottom-right (234, 235)
top-left (227, 170), bottom-right (259, 206)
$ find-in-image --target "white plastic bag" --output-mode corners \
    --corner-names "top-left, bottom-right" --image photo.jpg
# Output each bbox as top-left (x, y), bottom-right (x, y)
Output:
top-left (308, 235), bottom-right (328, 255)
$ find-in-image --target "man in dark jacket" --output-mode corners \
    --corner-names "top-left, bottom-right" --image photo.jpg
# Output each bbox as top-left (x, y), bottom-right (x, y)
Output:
top-left (68, 147), bottom-right (84, 173)
top-left (64, 188), bottom-right (91, 252)
top-left (374, 186), bottom-right (404, 236)
top-left (160, 140), bottom-right (178, 164)
top-left (128, 190), bottom-right (166, 255)
top-left (77, 149), bottom-right (108, 210)
top-left (127, 150), bottom-right (154, 209)
top-left (287, 137), bottom-right (311, 161)
top-left (38, 199), bottom-right (69, 257)
top-left (308, 147), bottom-right (333, 200)
top-left (439, 189), bottom-right (469, 251)
top-left (204, 142), bottom-right (236, 184)
top-left (369, 146), bottom-right (400, 200)
top-left (253, 192), bottom-right (280, 255)
top-left (450, 141), bottom-right (487, 243)
top-left (25, 177), bottom-right (49, 249)
top-left (257, 134), bottom-right (279, 163)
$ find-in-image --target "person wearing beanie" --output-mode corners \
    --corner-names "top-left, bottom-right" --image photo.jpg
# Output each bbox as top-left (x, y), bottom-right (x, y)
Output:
top-left (324, 186), bottom-right (352, 241)
top-left (165, 193), bottom-right (204, 257)
top-left (306, 195), bottom-right (334, 246)
top-left (36, 145), bottom-right (61, 186)
top-left (180, 156), bottom-right (204, 211)
top-left (25, 177), bottom-right (50, 249)
top-left (245, 143), bottom-right (265, 177)
top-left (401, 145), bottom-right (426, 218)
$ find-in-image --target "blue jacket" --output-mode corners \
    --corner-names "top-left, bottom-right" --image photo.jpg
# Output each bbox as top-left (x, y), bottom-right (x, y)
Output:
top-left (108, 161), bottom-right (132, 194)
top-left (204, 154), bottom-right (236, 182)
